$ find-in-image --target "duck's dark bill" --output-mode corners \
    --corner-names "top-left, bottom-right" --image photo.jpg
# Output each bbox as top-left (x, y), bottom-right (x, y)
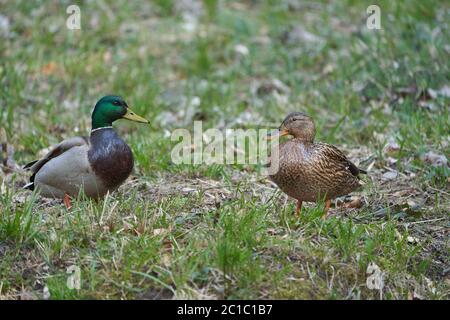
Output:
top-left (266, 129), bottom-right (289, 140)
top-left (122, 108), bottom-right (149, 123)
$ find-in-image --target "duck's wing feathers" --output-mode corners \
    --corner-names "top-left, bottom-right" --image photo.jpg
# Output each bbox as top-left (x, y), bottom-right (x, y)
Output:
top-left (315, 143), bottom-right (366, 177)
top-left (24, 136), bottom-right (90, 175)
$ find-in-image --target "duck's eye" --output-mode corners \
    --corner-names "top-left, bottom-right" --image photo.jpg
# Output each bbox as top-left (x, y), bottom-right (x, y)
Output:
top-left (112, 100), bottom-right (121, 106)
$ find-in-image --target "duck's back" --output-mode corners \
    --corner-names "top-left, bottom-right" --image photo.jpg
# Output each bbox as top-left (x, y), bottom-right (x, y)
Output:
top-left (270, 139), bottom-right (362, 202)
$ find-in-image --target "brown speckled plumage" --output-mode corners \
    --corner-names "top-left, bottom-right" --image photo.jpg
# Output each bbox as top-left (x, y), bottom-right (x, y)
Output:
top-left (269, 112), bottom-right (366, 212)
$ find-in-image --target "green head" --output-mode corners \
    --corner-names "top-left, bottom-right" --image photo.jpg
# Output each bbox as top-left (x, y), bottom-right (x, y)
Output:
top-left (91, 95), bottom-right (149, 129)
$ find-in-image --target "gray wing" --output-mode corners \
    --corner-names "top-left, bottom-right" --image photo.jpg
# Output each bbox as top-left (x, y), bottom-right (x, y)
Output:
top-left (24, 136), bottom-right (89, 189)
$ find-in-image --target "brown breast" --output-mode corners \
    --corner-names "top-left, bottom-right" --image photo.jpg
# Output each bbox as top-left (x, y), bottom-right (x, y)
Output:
top-left (88, 128), bottom-right (134, 190)
top-left (269, 139), bottom-right (361, 202)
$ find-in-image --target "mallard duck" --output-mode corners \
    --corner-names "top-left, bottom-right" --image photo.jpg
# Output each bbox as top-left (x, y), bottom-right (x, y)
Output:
top-left (267, 112), bottom-right (366, 215)
top-left (23, 95), bottom-right (149, 209)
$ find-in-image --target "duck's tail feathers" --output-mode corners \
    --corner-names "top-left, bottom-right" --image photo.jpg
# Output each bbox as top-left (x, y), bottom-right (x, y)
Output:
top-left (23, 182), bottom-right (34, 190)
top-left (359, 168), bottom-right (367, 175)
top-left (23, 160), bottom-right (38, 170)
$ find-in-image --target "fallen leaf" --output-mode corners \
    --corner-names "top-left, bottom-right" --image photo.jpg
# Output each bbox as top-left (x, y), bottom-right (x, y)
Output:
top-left (366, 160), bottom-right (375, 172)
top-left (421, 151), bottom-right (447, 167)
top-left (445, 278), bottom-right (450, 286)
top-left (161, 254), bottom-right (172, 267)
top-left (343, 196), bottom-right (363, 209)
top-left (385, 156), bottom-right (398, 166)
top-left (406, 199), bottom-right (421, 212)
top-left (181, 187), bottom-right (196, 193)
top-left (392, 188), bottom-right (417, 197)
top-left (41, 62), bottom-right (58, 76)
top-left (394, 229), bottom-right (403, 240)
top-left (103, 51), bottom-right (112, 62)
top-left (383, 137), bottom-right (400, 155)
top-left (382, 170), bottom-right (398, 181)
top-left (337, 195), bottom-right (364, 208)
top-left (322, 64), bottom-right (335, 75)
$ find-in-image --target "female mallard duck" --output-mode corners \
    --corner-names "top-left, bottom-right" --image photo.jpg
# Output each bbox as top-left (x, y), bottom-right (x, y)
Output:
top-left (24, 95), bottom-right (149, 209)
top-left (268, 112), bottom-right (366, 215)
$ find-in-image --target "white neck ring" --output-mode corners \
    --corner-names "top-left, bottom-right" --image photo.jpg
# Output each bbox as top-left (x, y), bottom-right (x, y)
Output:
top-left (91, 126), bottom-right (113, 133)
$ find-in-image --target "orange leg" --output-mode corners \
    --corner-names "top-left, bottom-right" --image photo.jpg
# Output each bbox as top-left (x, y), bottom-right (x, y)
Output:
top-left (322, 199), bottom-right (332, 218)
top-left (296, 200), bottom-right (302, 216)
top-left (63, 193), bottom-right (72, 210)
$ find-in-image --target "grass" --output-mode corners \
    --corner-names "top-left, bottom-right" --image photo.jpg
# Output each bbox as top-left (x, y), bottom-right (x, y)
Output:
top-left (0, 0), bottom-right (449, 299)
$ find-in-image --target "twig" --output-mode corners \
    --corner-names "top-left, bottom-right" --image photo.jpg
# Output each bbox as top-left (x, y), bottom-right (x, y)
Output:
top-left (407, 217), bottom-right (447, 225)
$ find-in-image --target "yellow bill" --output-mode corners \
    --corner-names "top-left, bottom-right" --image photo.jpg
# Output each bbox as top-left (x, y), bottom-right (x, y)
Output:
top-left (122, 108), bottom-right (149, 124)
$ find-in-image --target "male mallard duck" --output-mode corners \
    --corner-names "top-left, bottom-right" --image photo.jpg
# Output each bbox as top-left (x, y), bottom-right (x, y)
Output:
top-left (268, 112), bottom-right (366, 215)
top-left (24, 95), bottom-right (149, 209)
